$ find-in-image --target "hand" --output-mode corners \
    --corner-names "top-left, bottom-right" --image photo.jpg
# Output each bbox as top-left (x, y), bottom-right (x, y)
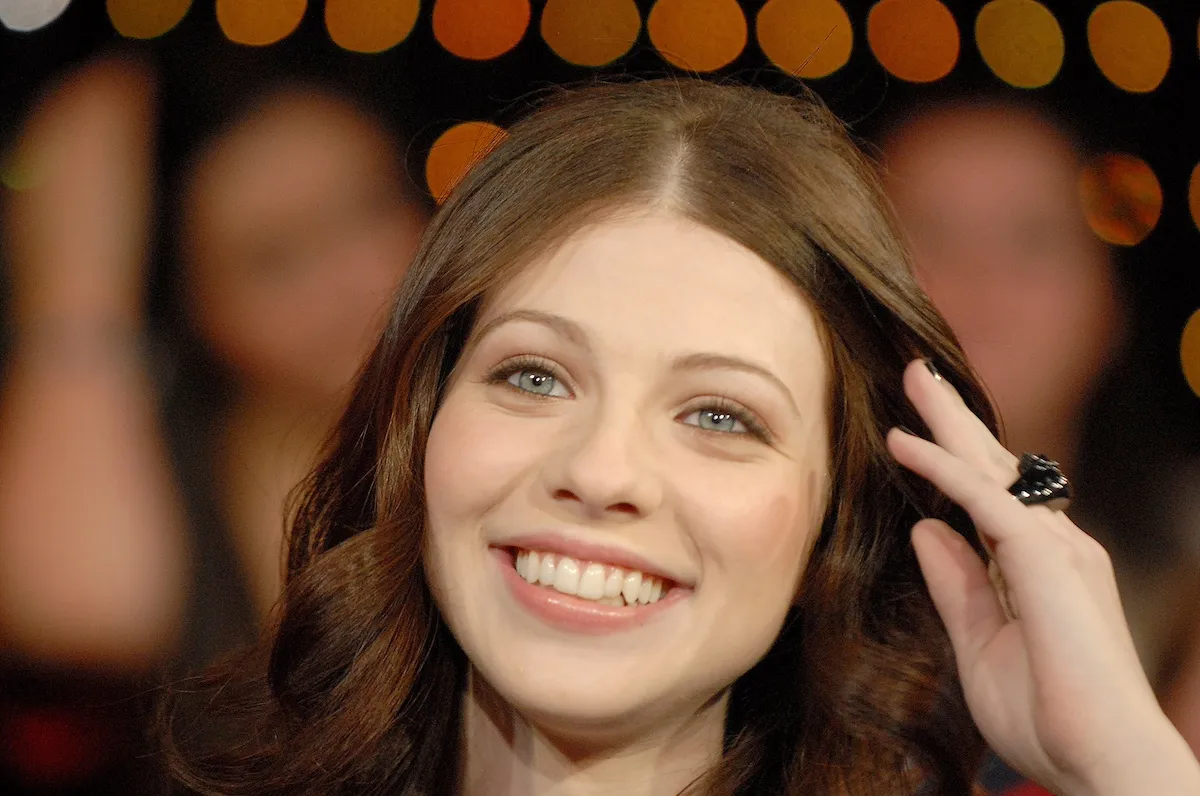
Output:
top-left (3, 55), bottom-right (156, 329)
top-left (887, 359), bottom-right (1200, 796)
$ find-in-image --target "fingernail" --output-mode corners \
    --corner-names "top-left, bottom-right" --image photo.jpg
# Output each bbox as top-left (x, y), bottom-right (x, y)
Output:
top-left (897, 424), bottom-right (919, 437)
top-left (924, 359), bottom-right (943, 381)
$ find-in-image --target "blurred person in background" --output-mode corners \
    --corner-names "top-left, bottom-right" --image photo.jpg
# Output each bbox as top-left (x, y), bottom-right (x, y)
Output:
top-left (161, 48), bottom-right (431, 653)
top-left (0, 50), bottom-right (429, 793)
top-left (877, 95), bottom-right (1200, 792)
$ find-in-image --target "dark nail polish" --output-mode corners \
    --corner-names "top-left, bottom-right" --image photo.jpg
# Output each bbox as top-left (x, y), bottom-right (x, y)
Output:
top-left (924, 359), bottom-right (943, 381)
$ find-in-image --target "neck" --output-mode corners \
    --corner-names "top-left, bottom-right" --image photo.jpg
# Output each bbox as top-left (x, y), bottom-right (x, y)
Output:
top-left (215, 386), bottom-right (346, 616)
top-left (460, 671), bottom-right (726, 796)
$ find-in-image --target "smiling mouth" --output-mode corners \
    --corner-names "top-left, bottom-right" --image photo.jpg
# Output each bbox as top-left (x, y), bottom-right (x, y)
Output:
top-left (511, 548), bottom-right (674, 607)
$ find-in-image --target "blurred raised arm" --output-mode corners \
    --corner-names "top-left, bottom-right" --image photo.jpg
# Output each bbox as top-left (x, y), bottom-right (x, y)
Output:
top-left (0, 57), bottom-right (187, 670)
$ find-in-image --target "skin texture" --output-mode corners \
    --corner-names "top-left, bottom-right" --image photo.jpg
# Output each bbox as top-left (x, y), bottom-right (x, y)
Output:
top-left (423, 208), bottom-right (1200, 796)
top-left (424, 211), bottom-right (831, 795)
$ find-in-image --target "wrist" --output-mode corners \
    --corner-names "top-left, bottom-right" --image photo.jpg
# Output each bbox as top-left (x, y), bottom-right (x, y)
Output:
top-left (1069, 719), bottom-right (1200, 796)
top-left (11, 278), bottom-right (142, 331)
top-left (7, 318), bottom-right (149, 373)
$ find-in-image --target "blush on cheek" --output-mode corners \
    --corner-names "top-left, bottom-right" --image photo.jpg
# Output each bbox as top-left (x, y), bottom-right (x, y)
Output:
top-left (727, 485), bottom-right (823, 610)
top-left (423, 397), bottom-right (555, 524)
top-left (747, 488), bottom-right (818, 558)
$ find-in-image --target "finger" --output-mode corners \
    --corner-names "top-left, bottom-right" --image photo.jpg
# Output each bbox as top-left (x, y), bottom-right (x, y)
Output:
top-left (912, 518), bottom-right (1006, 663)
top-left (890, 427), bottom-right (1105, 636)
top-left (903, 358), bottom-right (1016, 484)
top-left (888, 426), bottom-right (1039, 546)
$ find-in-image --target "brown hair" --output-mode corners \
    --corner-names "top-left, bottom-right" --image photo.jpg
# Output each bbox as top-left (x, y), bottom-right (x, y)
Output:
top-left (165, 78), bottom-right (995, 796)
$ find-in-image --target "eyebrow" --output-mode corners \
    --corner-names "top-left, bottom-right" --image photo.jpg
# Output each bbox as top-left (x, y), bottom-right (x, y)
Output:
top-left (671, 353), bottom-right (800, 416)
top-left (471, 309), bottom-right (592, 351)
top-left (472, 310), bottom-right (800, 415)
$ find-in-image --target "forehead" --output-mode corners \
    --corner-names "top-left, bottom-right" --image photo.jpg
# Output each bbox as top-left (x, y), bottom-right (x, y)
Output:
top-left (478, 210), bottom-right (828, 397)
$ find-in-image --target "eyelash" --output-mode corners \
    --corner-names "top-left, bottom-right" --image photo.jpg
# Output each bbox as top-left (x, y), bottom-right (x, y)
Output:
top-left (484, 356), bottom-right (773, 443)
top-left (484, 355), bottom-right (568, 397)
top-left (684, 395), bottom-right (773, 443)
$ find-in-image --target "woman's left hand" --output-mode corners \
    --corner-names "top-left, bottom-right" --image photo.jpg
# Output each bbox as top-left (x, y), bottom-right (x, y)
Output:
top-left (887, 359), bottom-right (1200, 796)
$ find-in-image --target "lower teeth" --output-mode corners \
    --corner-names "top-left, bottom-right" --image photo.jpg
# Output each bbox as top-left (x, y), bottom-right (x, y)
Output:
top-left (533, 582), bottom-right (641, 607)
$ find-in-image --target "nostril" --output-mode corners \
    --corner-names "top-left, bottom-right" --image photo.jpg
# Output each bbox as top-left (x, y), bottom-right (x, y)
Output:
top-left (550, 490), bottom-right (639, 516)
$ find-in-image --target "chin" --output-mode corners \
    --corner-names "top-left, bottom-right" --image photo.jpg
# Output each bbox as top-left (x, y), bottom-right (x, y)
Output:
top-left (474, 654), bottom-right (726, 743)
top-left (427, 541), bottom-right (786, 741)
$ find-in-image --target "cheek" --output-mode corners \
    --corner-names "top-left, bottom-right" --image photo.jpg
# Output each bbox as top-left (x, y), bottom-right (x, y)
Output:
top-left (683, 465), bottom-right (822, 607)
top-left (423, 394), bottom-right (548, 534)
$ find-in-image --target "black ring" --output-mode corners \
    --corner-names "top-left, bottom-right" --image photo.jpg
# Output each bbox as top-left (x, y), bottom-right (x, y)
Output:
top-left (1007, 453), bottom-right (1071, 511)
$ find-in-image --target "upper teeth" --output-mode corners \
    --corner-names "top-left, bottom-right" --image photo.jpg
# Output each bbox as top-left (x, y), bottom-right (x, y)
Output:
top-left (514, 549), bottom-right (668, 606)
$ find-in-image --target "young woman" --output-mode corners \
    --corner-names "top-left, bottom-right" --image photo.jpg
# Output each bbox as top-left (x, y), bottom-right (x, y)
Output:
top-left (167, 79), bottom-right (1200, 796)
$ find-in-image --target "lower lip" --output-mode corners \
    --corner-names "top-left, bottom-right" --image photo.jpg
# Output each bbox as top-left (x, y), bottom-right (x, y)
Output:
top-left (491, 548), bottom-right (689, 634)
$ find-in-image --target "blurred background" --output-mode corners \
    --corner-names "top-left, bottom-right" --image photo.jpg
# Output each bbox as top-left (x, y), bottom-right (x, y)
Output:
top-left (0, 1), bottom-right (1198, 795)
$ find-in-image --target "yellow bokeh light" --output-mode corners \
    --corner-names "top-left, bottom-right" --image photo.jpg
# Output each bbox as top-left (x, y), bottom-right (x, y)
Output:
top-left (648, 0), bottom-right (747, 73)
top-left (326, 0), bottom-right (418, 53)
top-left (541, 0), bottom-right (641, 67)
top-left (975, 0), bottom-right (1063, 88)
top-left (107, 0), bottom-right (190, 38)
top-left (433, 0), bottom-right (531, 61)
top-left (1182, 310), bottom-right (1200, 400)
top-left (1189, 163), bottom-right (1200, 234)
top-left (1078, 152), bottom-right (1162, 247)
top-left (426, 121), bottom-right (508, 204)
top-left (867, 0), bottom-right (959, 83)
top-left (1088, 1), bottom-right (1170, 93)
top-left (217, 0), bottom-right (305, 46)
top-left (756, 0), bottom-right (852, 80)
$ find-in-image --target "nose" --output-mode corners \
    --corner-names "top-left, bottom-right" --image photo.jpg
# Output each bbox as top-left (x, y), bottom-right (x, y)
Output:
top-left (540, 398), bottom-right (663, 522)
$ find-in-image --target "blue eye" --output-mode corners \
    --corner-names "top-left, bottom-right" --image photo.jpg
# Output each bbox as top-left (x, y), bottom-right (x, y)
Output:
top-left (507, 368), bottom-right (568, 398)
top-left (682, 408), bottom-right (749, 434)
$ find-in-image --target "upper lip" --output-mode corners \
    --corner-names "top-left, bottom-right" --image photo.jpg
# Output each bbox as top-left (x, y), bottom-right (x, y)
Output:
top-left (495, 532), bottom-right (693, 587)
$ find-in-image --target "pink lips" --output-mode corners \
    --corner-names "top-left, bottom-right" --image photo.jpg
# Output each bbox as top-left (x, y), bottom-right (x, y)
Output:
top-left (491, 548), bottom-right (691, 634)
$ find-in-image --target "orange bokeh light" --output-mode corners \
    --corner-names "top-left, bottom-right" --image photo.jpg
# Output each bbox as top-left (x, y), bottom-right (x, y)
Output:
top-left (1182, 310), bottom-right (1200, 400)
top-left (433, 0), bottom-right (531, 60)
top-left (107, 0), bottom-right (191, 39)
top-left (326, 0), bottom-right (419, 53)
top-left (1078, 152), bottom-right (1162, 246)
top-left (868, 0), bottom-right (959, 83)
top-left (426, 121), bottom-right (508, 203)
top-left (756, 0), bottom-right (852, 80)
top-left (1189, 163), bottom-right (1200, 233)
top-left (1088, 1), bottom-right (1170, 93)
top-left (216, 0), bottom-right (305, 47)
top-left (975, 0), bottom-right (1063, 89)
top-left (648, 0), bottom-right (747, 73)
top-left (541, 0), bottom-right (641, 67)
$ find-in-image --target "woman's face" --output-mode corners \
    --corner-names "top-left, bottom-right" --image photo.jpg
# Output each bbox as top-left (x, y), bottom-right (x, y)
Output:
top-left (424, 210), bottom-right (831, 740)
top-left (184, 90), bottom-right (425, 402)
